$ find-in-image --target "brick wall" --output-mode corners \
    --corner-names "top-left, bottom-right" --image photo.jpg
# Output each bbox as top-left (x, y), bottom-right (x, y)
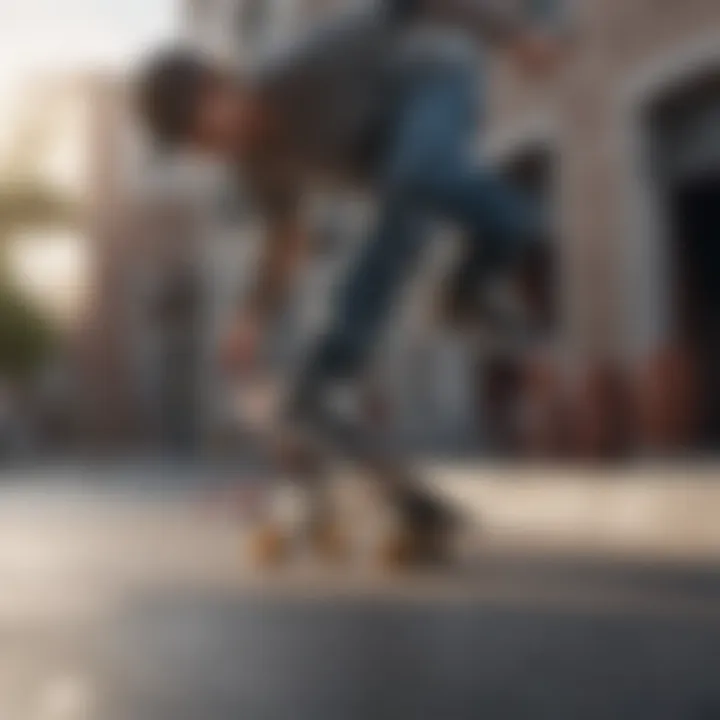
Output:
top-left (486, 0), bottom-right (720, 456)
top-left (488, 0), bottom-right (720, 358)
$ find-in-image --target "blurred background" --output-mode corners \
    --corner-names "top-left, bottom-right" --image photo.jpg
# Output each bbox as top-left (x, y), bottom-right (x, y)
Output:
top-left (1, 1), bottom-right (720, 719)
top-left (1, 0), bottom-right (720, 462)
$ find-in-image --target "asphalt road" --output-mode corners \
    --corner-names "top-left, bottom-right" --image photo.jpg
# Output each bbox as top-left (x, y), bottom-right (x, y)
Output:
top-left (106, 593), bottom-right (720, 720)
top-left (1, 467), bottom-right (720, 720)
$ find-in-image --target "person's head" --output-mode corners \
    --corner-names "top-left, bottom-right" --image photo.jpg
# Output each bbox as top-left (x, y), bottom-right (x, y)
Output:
top-left (509, 28), bottom-right (566, 79)
top-left (136, 47), bottom-right (256, 156)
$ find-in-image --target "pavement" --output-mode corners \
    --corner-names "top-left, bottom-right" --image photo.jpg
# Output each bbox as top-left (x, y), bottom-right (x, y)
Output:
top-left (1, 462), bottom-right (719, 720)
top-left (433, 463), bottom-right (720, 561)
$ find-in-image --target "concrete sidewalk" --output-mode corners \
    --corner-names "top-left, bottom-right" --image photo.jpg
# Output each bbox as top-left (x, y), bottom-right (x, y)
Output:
top-left (1, 461), bottom-right (718, 565)
top-left (2, 465), bottom-right (719, 720)
top-left (430, 464), bottom-right (720, 562)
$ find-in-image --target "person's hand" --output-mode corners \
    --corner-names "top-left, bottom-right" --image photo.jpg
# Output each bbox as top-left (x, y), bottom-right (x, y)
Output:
top-left (220, 313), bottom-right (262, 378)
top-left (511, 30), bottom-right (565, 78)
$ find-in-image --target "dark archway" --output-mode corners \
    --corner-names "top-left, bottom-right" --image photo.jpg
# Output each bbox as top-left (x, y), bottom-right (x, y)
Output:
top-left (646, 71), bottom-right (720, 450)
top-left (476, 143), bottom-right (559, 456)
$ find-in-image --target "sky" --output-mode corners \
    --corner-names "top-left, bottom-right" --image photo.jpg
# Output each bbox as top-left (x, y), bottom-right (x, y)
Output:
top-left (0, 0), bottom-right (178, 317)
top-left (0, 0), bottom-right (179, 195)
top-left (0, 0), bottom-right (177, 99)
top-left (8, 230), bottom-right (91, 323)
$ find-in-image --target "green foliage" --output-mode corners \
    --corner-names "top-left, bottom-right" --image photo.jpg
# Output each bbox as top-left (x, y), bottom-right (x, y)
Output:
top-left (0, 181), bottom-right (72, 380)
top-left (0, 182), bottom-right (71, 380)
top-left (0, 281), bottom-right (56, 381)
top-left (0, 183), bottom-right (77, 238)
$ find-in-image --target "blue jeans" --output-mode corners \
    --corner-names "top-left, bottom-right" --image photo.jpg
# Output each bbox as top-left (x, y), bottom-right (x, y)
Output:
top-left (305, 60), bottom-right (538, 386)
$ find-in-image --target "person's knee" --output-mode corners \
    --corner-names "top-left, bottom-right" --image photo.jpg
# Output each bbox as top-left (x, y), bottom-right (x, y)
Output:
top-left (384, 151), bottom-right (456, 205)
top-left (310, 323), bottom-right (368, 382)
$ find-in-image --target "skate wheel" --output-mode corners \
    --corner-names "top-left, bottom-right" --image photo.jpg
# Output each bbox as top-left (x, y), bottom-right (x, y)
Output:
top-left (246, 524), bottom-right (289, 568)
top-left (375, 528), bottom-right (417, 570)
top-left (375, 520), bottom-right (463, 569)
top-left (311, 521), bottom-right (350, 563)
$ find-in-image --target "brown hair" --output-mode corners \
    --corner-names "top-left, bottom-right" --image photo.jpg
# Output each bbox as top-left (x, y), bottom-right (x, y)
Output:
top-left (136, 47), bottom-right (214, 148)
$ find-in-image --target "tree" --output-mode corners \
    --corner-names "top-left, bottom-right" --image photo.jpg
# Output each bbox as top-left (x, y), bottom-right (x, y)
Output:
top-left (0, 184), bottom-right (77, 241)
top-left (0, 282), bottom-right (56, 382)
top-left (0, 180), bottom-right (76, 380)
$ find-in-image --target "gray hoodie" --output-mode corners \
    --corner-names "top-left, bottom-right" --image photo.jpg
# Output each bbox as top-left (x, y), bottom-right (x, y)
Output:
top-left (249, 0), bottom-right (532, 180)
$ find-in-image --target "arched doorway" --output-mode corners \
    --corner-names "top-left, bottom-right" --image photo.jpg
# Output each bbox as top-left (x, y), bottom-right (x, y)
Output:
top-left (644, 70), bottom-right (720, 449)
top-left (475, 142), bottom-right (559, 456)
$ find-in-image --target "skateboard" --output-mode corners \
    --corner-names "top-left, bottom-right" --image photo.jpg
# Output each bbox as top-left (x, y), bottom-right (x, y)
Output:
top-left (235, 376), bottom-right (467, 570)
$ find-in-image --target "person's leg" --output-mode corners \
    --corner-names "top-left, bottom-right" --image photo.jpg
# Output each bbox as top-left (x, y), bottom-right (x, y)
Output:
top-left (300, 60), bottom-right (537, 394)
top-left (290, 196), bottom-right (426, 421)
top-left (381, 60), bottom-right (542, 328)
top-left (385, 60), bottom-right (539, 251)
top-left (286, 60), bottom-right (520, 555)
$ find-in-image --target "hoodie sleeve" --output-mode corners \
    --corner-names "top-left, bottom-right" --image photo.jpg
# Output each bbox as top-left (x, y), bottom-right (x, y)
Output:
top-left (387, 0), bottom-right (526, 44)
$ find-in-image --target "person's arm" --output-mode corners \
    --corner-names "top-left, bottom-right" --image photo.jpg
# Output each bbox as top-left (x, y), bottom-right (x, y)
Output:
top-left (388, 0), bottom-right (526, 44)
top-left (221, 185), bottom-right (305, 376)
top-left (390, 0), bottom-right (566, 74)
top-left (247, 207), bottom-right (306, 325)
top-left (429, 0), bottom-right (527, 43)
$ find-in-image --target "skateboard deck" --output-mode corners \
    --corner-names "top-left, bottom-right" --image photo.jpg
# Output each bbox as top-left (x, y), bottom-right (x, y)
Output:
top-left (235, 377), bottom-right (468, 570)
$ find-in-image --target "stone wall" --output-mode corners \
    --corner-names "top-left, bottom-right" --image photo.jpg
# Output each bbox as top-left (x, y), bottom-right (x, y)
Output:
top-left (486, 0), bottom-right (720, 457)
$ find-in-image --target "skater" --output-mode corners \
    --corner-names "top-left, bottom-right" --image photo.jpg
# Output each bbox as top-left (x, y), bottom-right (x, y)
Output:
top-left (136, 0), bottom-right (562, 563)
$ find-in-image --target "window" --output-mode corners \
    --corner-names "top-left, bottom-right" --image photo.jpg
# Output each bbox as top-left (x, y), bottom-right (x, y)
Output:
top-left (501, 145), bottom-right (559, 334)
top-left (239, 0), bottom-right (270, 43)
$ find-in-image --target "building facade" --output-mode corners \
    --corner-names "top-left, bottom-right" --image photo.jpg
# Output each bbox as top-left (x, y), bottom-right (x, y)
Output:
top-left (182, 0), bottom-right (720, 457)
top-left (81, 0), bottom-right (720, 457)
top-left (484, 0), bottom-right (720, 455)
top-left (183, 0), bottom-right (480, 453)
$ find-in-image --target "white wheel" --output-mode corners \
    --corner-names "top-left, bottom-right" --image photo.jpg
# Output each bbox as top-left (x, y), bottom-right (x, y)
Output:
top-left (245, 521), bottom-right (291, 568)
